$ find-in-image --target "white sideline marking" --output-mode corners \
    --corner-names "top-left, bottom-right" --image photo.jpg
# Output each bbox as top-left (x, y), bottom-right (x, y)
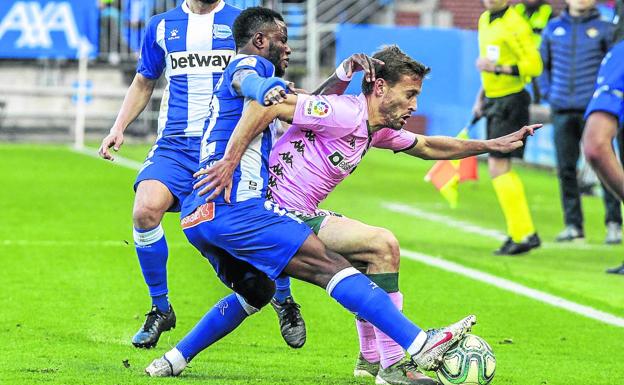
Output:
top-left (71, 146), bottom-right (144, 170)
top-left (382, 201), bottom-right (618, 251)
top-left (383, 202), bottom-right (507, 241)
top-left (401, 249), bottom-right (624, 328)
top-left (68, 148), bottom-right (624, 327)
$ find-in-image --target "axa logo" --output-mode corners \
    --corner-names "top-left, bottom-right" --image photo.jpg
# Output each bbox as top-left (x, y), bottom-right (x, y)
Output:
top-left (0, 1), bottom-right (80, 49)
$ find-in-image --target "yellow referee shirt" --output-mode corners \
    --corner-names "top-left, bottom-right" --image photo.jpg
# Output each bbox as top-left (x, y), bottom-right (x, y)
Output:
top-left (478, 7), bottom-right (543, 98)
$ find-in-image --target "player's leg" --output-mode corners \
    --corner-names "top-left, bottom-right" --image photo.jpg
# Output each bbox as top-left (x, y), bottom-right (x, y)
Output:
top-left (180, 199), bottom-right (474, 372)
top-left (270, 274), bottom-right (306, 349)
top-left (317, 216), bottom-right (434, 384)
top-left (131, 137), bottom-right (199, 348)
top-left (146, 241), bottom-right (275, 377)
top-left (283, 234), bottom-right (476, 372)
top-left (319, 216), bottom-right (399, 373)
top-left (131, 179), bottom-right (176, 348)
top-left (487, 91), bottom-right (539, 255)
top-left (551, 112), bottom-right (584, 241)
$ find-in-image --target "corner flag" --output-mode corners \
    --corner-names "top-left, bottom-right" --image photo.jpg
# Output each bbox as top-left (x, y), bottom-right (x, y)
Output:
top-left (424, 117), bottom-right (480, 208)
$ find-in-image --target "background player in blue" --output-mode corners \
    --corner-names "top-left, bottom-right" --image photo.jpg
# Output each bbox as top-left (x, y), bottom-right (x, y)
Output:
top-left (97, 0), bottom-right (241, 348)
top-left (583, 40), bottom-right (624, 273)
top-left (146, 7), bottom-right (476, 377)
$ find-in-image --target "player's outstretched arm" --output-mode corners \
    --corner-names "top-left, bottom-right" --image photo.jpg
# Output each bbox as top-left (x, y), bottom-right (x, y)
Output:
top-left (313, 54), bottom-right (384, 96)
top-left (194, 95), bottom-right (298, 202)
top-left (98, 73), bottom-right (157, 160)
top-left (405, 124), bottom-right (541, 160)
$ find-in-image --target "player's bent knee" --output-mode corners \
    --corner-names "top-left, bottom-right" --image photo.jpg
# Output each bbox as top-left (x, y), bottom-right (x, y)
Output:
top-left (132, 205), bottom-right (164, 229)
top-left (372, 228), bottom-right (401, 270)
top-left (233, 274), bottom-right (276, 310)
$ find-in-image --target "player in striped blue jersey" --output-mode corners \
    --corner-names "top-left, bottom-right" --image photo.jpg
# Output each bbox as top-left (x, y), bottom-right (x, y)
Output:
top-left (98, 0), bottom-right (242, 348)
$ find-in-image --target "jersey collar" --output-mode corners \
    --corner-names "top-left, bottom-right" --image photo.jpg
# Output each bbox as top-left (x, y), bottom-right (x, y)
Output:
top-left (182, 0), bottom-right (225, 16)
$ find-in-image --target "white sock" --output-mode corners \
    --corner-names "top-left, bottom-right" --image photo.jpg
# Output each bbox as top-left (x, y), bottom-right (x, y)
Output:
top-left (406, 331), bottom-right (428, 356)
top-left (164, 348), bottom-right (187, 375)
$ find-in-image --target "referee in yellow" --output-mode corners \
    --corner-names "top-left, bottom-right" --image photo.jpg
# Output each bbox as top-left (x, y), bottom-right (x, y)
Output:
top-left (472, 0), bottom-right (543, 255)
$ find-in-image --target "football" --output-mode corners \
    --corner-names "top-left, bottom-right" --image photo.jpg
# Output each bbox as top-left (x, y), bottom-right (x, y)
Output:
top-left (436, 334), bottom-right (496, 385)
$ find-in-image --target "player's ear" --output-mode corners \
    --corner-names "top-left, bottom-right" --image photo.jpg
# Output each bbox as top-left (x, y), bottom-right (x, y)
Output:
top-left (374, 78), bottom-right (386, 96)
top-left (252, 31), bottom-right (266, 50)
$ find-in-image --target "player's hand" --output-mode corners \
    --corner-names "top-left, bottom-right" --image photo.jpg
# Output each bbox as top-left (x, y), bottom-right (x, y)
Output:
top-left (98, 129), bottom-right (124, 161)
top-left (264, 84), bottom-right (288, 106)
top-left (476, 57), bottom-right (496, 73)
top-left (489, 124), bottom-right (542, 153)
top-left (193, 159), bottom-right (236, 203)
top-left (344, 54), bottom-right (385, 82)
top-left (287, 81), bottom-right (309, 95)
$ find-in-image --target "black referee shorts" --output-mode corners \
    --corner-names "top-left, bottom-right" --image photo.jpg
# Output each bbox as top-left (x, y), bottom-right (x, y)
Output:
top-left (483, 89), bottom-right (530, 159)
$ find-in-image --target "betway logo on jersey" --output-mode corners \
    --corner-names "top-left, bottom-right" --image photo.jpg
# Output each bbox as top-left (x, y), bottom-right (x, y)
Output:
top-left (169, 50), bottom-right (235, 76)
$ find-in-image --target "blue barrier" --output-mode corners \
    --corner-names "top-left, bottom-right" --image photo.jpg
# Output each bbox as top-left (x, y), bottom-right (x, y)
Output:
top-left (335, 23), bottom-right (555, 167)
top-left (0, 0), bottom-right (99, 59)
top-left (336, 24), bottom-right (481, 136)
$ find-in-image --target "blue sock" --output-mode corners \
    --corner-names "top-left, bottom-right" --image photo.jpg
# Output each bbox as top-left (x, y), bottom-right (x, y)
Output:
top-left (329, 267), bottom-right (422, 351)
top-left (176, 294), bottom-right (253, 361)
top-left (134, 225), bottom-right (169, 313)
top-left (273, 276), bottom-right (292, 303)
top-left (152, 294), bottom-right (169, 312)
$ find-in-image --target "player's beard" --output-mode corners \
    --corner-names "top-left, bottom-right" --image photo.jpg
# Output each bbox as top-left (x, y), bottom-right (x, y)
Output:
top-left (197, 0), bottom-right (220, 4)
top-left (268, 41), bottom-right (286, 77)
top-left (378, 98), bottom-right (406, 130)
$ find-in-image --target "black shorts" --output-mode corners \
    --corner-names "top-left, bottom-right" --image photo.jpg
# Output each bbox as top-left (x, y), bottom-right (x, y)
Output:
top-left (483, 89), bottom-right (530, 159)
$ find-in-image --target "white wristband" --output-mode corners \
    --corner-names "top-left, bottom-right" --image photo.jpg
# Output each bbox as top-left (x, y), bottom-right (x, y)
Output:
top-left (335, 59), bottom-right (352, 82)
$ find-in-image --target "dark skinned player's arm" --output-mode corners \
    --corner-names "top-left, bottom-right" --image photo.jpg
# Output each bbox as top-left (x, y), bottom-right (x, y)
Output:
top-left (221, 95), bottom-right (298, 166)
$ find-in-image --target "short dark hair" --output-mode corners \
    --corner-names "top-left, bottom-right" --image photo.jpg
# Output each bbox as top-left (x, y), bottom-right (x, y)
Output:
top-left (361, 45), bottom-right (431, 95)
top-left (233, 7), bottom-right (285, 48)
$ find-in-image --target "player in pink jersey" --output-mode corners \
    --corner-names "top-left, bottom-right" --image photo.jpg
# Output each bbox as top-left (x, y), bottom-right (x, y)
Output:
top-left (197, 45), bottom-right (539, 384)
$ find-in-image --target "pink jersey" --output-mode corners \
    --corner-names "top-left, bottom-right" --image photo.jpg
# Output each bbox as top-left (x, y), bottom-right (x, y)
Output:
top-left (268, 93), bottom-right (418, 214)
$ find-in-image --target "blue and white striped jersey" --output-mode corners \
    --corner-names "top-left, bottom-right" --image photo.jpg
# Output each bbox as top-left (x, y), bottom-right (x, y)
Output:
top-left (585, 40), bottom-right (624, 123)
top-left (137, 0), bottom-right (240, 137)
top-left (181, 55), bottom-right (279, 216)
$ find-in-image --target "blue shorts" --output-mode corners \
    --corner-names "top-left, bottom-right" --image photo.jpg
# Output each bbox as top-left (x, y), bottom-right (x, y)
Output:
top-left (134, 136), bottom-right (201, 212)
top-left (182, 198), bottom-right (312, 280)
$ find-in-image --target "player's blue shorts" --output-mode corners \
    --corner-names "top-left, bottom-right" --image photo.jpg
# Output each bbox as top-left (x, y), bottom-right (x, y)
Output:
top-left (181, 198), bottom-right (312, 280)
top-left (134, 136), bottom-right (201, 212)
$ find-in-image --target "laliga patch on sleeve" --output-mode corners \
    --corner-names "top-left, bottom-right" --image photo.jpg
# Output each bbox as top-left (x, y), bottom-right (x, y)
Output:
top-left (237, 57), bottom-right (257, 68)
top-left (304, 100), bottom-right (332, 118)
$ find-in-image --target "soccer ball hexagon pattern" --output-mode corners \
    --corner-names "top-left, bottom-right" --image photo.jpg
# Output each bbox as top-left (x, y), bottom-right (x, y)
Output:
top-left (436, 334), bottom-right (496, 385)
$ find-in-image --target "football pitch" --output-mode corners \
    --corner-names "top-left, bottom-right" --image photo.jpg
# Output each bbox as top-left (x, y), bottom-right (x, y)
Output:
top-left (2, 143), bottom-right (623, 385)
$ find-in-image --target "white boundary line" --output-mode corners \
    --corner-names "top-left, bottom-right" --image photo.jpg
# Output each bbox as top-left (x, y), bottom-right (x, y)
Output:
top-left (71, 146), bottom-right (144, 170)
top-left (382, 201), bottom-right (618, 251)
top-left (401, 249), bottom-right (624, 328)
top-left (68, 148), bottom-right (624, 327)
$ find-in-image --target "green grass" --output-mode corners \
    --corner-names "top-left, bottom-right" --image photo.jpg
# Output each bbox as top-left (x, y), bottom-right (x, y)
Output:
top-left (1, 144), bottom-right (623, 385)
